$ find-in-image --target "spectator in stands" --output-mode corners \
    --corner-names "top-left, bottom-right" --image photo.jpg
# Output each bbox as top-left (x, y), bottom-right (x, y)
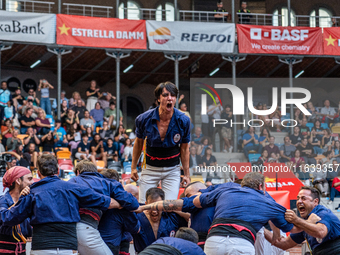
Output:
top-left (319, 99), bottom-right (337, 125)
top-left (191, 127), bottom-right (203, 146)
top-left (67, 123), bottom-right (81, 152)
top-left (35, 109), bottom-right (51, 135)
top-left (86, 80), bottom-right (101, 111)
top-left (178, 95), bottom-right (191, 120)
top-left (98, 92), bottom-right (115, 110)
top-left (26, 143), bottom-right (39, 170)
top-left (19, 107), bottom-right (35, 134)
top-left (299, 118), bottom-right (310, 137)
top-left (264, 136), bottom-right (280, 162)
top-left (333, 140), bottom-right (340, 158)
top-left (197, 137), bottom-right (213, 157)
top-left (60, 90), bottom-right (68, 106)
top-left (90, 102), bottom-right (105, 129)
top-left (287, 149), bottom-right (309, 182)
top-left (3, 100), bottom-right (15, 122)
top-left (309, 128), bottom-right (323, 155)
top-left (65, 109), bottom-right (79, 132)
top-left (0, 81), bottom-right (12, 110)
top-left (289, 126), bottom-right (303, 147)
top-left (313, 119), bottom-right (324, 140)
top-left (6, 129), bottom-right (22, 151)
top-left (12, 87), bottom-right (24, 112)
top-left (307, 101), bottom-right (319, 122)
top-left (23, 127), bottom-right (40, 152)
top-left (121, 138), bottom-right (133, 162)
top-left (104, 138), bottom-right (118, 161)
top-left (201, 106), bottom-right (209, 138)
top-left (220, 104), bottom-right (233, 153)
top-left (60, 100), bottom-right (69, 125)
top-left (41, 131), bottom-right (56, 155)
top-left (85, 127), bottom-right (94, 142)
top-left (54, 119), bottom-right (68, 147)
top-left (21, 98), bottom-right (40, 119)
top-left (38, 79), bottom-right (53, 115)
top-left (214, 1), bottom-right (228, 22)
top-left (25, 89), bottom-right (40, 107)
top-left (202, 147), bottom-right (217, 180)
top-left (80, 110), bottom-right (95, 133)
top-left (91, 133), bottom-right (107, 167)
top-left (1, 118), bottom-right (13, 146)
top-left (189, 146), bottom-right (202, 175)
top-left (99, 120), bottom-right (114, 142)
top-left (129, 125), bottom-right (137, 143)
top-left (1, 144), bottom-right (30, 168)
top-left (332, 17), bottom-right (339, 27)
top-left (322, 129), bottom-right (333, 152)
top-left (207, 97), bottom-right (223, 146)
top-left (75, 133), bottom-right (95, 162)
top-left (73, 99), bottom-right (87, 120)
top-left (279, 136), bottom-right (296, 163)
top-left (255, 149), bottom-right (269, 168)
top-left (269, 106), bottom-right (282, 132)
top-left (104, 102), bottom-right (123, 130)
top-left (69, 91), bottom-right (85, 109)
top-left (297, 137), bottom-right (317, 165)
top-left (329, 170), bottom-right (340, 207)
top-left (237, 1), bottom-right (252, 24)
top-left (114, 125), bottom-right (129, 156)
top-left (327, 160), bottom-right (339, 200)
top-left (259, 127), bottom-right (270, 148)
top-left (294, 108), bottom-right (304, 126)
top-left (242, 126), bottom-right (261, 159)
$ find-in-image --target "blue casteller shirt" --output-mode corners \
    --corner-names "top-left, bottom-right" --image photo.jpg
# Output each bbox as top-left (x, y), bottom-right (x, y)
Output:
top-left (152, 237), bottom-right (205, 255)
top-left (0, 175), bottom-right (111, 226)
top-left (290, 205), bottom-right (340, 251)
top-left (0, 192), bottom-right (32, 237)
top-left (98, 208), bottom-right (140, 247)
top-left (198, 184), bottom-right (293, 233)
top-left (132, 211), bottom-right (188, 253)
top-left (68, 172), bottom-right (139, 211)
top-left (135, 106), bottom-right (191, 147)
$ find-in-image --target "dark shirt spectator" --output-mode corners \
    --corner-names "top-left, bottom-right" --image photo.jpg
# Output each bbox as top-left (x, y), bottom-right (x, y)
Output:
top-left (237, 2), bottom-right (252, 24)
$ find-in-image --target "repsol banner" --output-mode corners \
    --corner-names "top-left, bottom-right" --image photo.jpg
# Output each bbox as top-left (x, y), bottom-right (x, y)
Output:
top-left (0, 11), bottom-right (56, 44)
top-left (146, 20), bottom-right (235, 53)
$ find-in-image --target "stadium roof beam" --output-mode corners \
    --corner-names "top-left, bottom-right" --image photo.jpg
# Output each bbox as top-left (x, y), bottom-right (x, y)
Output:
top-left (70, 56), bottom-right (112, 87)
top-left (131, 59), bottom-right (170, 89)
top-left (63, 49), bottom-right (88, 69)
top-left (238, 56), bottom-right (261, 76)
top-left (265, 62), bottom-right (284, 77)
top-left (180, 54), bottom-right (205, 75)
top-left (4, 45), bottom-right (30, 65)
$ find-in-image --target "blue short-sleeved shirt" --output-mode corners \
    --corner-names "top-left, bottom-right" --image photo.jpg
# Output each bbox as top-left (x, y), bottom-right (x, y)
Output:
top-left (135, 107), bottom-right (191, 147)
top-left (243, 133), bottom-right (259, 147)
top-left (152, 237), bottom-right (205, 255)
top-left (290, 205), bottom-right (340, 251)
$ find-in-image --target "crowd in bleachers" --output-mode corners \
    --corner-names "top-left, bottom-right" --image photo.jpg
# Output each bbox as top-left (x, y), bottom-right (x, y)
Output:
top-left (0, 80), bottom-right (137, 178)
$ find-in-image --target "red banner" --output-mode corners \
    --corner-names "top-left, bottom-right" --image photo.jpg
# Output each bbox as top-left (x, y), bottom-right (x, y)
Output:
top-left (268, 191), bottom-right (290, 209)
top-left (229, 162), bottom-right (304, 201)
top-left (56, 14), bottom-right (147, 49)
top-left (237, 24), bottom-right (323, 55)
top-left (323, 27), bottom-right (340, 55)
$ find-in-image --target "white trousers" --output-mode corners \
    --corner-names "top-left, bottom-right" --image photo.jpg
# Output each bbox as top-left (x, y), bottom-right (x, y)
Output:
top-left (86, 97), bottom-right (98, 112)
top-left (76, 222), bottom-right (113, 255)
top-left (139, 164), bottom-right (181, 203)
top-left (255, 227), bottom-right (285, 255)
top-left (204, 236), bottom-right (255, 255)
top-left (30, 249), bottom-right (75, 255)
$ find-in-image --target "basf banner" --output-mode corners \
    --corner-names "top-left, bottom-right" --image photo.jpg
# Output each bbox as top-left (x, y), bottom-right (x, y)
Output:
top-left (0, 10), bottom-right (55, 44)
top-left (146, 21), bottom-right (235, 53)
top-left (323, 27), bottom-right (340, 55)
top-left (57, 14), bottom-right (147, 49)
top-left (237, 24), bottom-right (323, 55)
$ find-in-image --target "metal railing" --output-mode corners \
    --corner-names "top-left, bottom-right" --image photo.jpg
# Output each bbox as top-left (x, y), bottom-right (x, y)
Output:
top-left (120, 8), bottom-right (172, 21)
top-left (179, 10), bottom-right (229, 23)
top-left (295, 15), bottom-right (334, 27)
top-left (7, 0), bottom-right (54, 13)
top-left (63, 3), bottom-right (113, 18)
top-left (238, 13), bottom-right (282, 26)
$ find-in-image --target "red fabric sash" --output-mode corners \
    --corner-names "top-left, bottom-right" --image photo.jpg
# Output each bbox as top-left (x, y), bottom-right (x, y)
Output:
top-left (0, 240), bottom-right (25, 254)
top-left (145, 152), bottom-right (180, 161)
top-left (208, 223), bottom-right (256, 242)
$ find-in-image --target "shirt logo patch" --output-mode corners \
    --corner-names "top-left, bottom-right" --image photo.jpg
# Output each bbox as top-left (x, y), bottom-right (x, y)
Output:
top-left (170, 230), bottom-right (175, 237)
top-left (174, 134), bottom-right (181, 143)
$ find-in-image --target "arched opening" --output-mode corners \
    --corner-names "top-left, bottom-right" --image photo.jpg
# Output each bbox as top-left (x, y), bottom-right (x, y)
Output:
top-left (119, 1), bottom-right (140, 20)
top-left (310, 7), bottom-right (332, 27)
top-left (156, 3), bottom-right (175, 21)
top-left (273, 7), bottom-right (296, 26)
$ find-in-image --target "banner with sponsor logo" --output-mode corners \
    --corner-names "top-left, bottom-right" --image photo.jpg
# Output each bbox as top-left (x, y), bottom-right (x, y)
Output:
top-left (57, 14), bottom-right (146, 49)
top-left (323, 27), bottom-right (340, 55)
top-left (237, 24), bottom-right (323, 55)
top-left (146, 20), bottom-right (235, 53)
top-left (0, 10), bottom-right (55, 44)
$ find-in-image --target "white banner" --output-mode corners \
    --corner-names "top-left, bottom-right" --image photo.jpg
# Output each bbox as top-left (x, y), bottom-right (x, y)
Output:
top-left (0, 11), bottom-right (56, 44)
top-left (146, 21), bottom-right (235, 53)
